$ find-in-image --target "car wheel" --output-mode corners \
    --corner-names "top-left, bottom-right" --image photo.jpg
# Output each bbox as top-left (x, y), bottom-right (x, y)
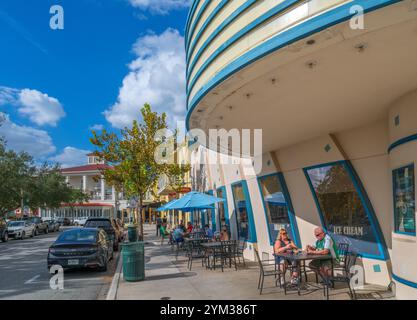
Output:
top-left (45, 227), bottom-right (49, 234)
top-left (2, 233), bottom-right (8, 242)
top-left (34, 228), bottom-right (38, 236)
top-left (31, 230), bottom-right (35, 238)
top-left (99, 255), bottom-right (108, 272)
top-left (21, 231), bottom-right (25, 240)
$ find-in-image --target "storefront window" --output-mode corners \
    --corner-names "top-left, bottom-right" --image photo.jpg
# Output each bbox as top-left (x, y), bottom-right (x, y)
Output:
top-left (258, 174), bottom-right (296, 245)
top-left (231, 182), bottom-right (254, 242)
top-left (393, 164), bottom-right (416, 235)
top-left (216, 187), bottom-right (229, 231)
top-left (305, 162), bottom-right (384, 259)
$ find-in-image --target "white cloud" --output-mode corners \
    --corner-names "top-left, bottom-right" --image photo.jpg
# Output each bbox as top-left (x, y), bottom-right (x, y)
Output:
top-left (0, 86), bottom-right (66, 127)
top-left (49, 146), bottom-right (91, 168)
top-left (89, 124), bottom-right (104, 131)
top-left (128, 0), bottom-right (191, 15)
top-left (0, 112), bottom-right (56, 157)
top-left (104, 28), bottom-right (186, 129)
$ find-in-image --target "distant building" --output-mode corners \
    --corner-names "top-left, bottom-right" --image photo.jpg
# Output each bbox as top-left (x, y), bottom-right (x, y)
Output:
top-left (40, 153), bottom-right (128, 220)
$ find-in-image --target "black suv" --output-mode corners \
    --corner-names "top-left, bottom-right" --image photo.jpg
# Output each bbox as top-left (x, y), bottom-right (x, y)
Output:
top-left (0, 218), bottom-right (8, 242)
top-left (26, 217), bottom-right (49, 235)
top-left (84, 218), bottom-right (119, 251)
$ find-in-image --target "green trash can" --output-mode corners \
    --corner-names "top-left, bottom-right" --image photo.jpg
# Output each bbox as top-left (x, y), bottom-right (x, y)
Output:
top-left (122, 242), bottom-right (145, 282)
top-left (127, 225), bottom-right (138, 242)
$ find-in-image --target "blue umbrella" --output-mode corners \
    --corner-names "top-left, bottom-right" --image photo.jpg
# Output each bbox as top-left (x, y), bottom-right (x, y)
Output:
top-left (156, 199), bottom-right (179, 212)
top-left (167, 191), bottom-right (224, 211)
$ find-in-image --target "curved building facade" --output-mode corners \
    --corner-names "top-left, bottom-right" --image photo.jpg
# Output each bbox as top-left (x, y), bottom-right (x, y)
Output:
top-left (185, 0), bottom-right (417, 299)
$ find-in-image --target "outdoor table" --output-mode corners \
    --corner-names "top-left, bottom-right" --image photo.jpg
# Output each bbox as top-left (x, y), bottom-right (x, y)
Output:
top-left (274, 252), bottom-right (333, 295)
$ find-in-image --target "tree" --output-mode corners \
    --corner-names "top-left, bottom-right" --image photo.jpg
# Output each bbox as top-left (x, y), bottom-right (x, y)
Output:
top-left (90, 104), bottom-right (169, 240)
top-left (0, 146), bottom-right (36, 217)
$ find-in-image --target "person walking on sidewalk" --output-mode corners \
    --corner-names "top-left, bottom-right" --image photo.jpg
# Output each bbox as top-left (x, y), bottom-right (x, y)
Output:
top-left (160, 222), bottom-right (169, 245)
top-left (156, 215), bottom-right (162, 236)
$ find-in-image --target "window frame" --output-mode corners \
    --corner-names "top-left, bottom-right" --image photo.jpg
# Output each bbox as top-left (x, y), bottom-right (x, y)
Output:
top-left (216, 186), bottom-right (230, 230)
top-left (303, 160), bottom-right (388, 261)
top-left (257, 172), bottom-right (301, 247)
top-left (231, 180), bottom-right (257, 243)
top-left (392, 163), bottom-right (416, 236)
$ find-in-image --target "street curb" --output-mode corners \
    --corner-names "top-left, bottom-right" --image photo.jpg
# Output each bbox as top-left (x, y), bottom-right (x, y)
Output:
top-left (106, 252), bottom-right (123, 300)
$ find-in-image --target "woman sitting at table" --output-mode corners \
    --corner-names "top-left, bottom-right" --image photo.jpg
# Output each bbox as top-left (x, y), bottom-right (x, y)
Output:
top-left (274, 229), bottom-right (300, 285)
top-left (220, 226), bottom-right (230, 241)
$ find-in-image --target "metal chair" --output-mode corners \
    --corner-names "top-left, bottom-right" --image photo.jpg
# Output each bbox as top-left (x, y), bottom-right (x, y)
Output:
top-left (236, 240), bottom-right (246, 266)
top-left (186, 240), bottom-right (205, 271)
top-left (321, 252), bottom-right (358, 300)
top-left (254, 249), bottom-right (285, 295)
top-left (220, 240), bottom-right (238, 271)
top-left (336, 243), bottom-right (350, 267)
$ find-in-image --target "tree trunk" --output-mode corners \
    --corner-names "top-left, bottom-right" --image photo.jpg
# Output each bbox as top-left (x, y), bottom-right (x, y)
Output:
top-left (139, 196), bottom-right (144, 241)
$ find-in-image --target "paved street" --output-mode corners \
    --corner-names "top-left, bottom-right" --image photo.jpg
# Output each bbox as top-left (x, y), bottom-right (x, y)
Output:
top-left (0, 229), bottom-right (119, 300)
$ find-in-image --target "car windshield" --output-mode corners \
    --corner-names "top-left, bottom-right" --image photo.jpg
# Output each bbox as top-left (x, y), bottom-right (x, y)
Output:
top-left (84, 220), bottom-right (111, 228)
top-left (57, 229), bottom-right (97, 242)
top-left (9, 221), bottom-right (24, 227)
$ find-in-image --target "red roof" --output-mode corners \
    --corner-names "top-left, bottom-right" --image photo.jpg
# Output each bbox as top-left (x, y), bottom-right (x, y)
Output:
top-left (60, 203), bottom-right (114, 207)
top-left (61, 164), bottom-right (112, 173)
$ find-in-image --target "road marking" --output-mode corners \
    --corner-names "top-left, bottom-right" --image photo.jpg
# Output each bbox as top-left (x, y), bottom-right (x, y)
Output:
top-left (106, 254), bottom-right (123, 300)
top-left (24, 274), bottom-right (40, 284)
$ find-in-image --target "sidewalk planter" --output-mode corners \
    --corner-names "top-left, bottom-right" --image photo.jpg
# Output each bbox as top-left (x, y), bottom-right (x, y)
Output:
top-left (121, 242), bottom-right (145, 282)
top-left (127, 224), bottom-right (138, 242)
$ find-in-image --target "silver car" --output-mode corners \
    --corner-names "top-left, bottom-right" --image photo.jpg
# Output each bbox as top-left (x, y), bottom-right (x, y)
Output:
top-left (7, 221), bottom-right (36, 240)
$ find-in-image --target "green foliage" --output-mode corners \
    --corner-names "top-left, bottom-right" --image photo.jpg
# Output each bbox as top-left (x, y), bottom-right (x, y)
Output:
top-left (0, 116), bottom-right (89, 217)
top-left (26, 163), bottom-right (90, 212)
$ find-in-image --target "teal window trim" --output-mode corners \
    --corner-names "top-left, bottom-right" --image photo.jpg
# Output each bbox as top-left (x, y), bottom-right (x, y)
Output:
top-left (186, 0), bottom-right (257, 72)
top-left (388, 133), bottom-right (417, 153)
top-left (186, 0), bottom-right (401, 124)
top-left (231, 180), bottom-right (257, 243)
top-left (207, 190), bottom-right (216, 231)
top-left (186, 0), bottom-right (230, 62)
top-left (393, 273), bottom-right (417, 289)
top-left (392, 164), bottom-right (416, 236)
top-left (185, 0), bottom-right (211, 52)
top-left (216, 186), bottom-right (230, 228)
top-left (185, 0), bottom-right (200, 49)
top-left (303, 160), bottom-right (389, 261)
top-left (257, 172), bottom-right (301, 248)
top-left (186, 0), bottom-right (300, 94)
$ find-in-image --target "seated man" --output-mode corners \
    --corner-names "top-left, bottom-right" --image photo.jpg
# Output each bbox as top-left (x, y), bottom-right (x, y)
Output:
top-left (306, 227), bottom-right (339, 279)
top-left (172, 225), bottom-right (185, 244)
top-left (204, 224), bottom-right (214, 239)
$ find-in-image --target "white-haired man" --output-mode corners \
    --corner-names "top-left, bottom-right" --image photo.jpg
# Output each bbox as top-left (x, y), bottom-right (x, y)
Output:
top-left (306, 227), bottom-right (339, 278)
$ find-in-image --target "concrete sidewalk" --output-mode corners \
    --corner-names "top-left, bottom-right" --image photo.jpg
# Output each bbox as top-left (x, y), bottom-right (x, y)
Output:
top-left (113, 224), bottom-right (394, 300)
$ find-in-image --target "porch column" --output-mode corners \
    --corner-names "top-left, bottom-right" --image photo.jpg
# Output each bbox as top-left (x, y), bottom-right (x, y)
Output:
top-left (82, 175), bottom-right (87, 192)
top-left (112, 186), bottom-right (115, 201)
top-left (101, 176), bottom-right (105, 200)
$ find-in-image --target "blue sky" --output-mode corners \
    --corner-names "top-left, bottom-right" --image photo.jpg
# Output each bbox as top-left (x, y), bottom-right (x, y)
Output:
top-left (0, 0), bottom-right (190, 167)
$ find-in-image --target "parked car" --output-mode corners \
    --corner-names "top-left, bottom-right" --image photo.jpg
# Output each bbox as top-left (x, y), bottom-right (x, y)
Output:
top-left (74, 217), bottom-right (88, 227)
top-left (56, 217), bottom-right (72, 226)
top-left (46, 220), bottom-right (60, 232)
top-left (47, 228), bottom-right (113, 271)
top-left (7, 220), bottom-right (35, 239)
top-left (26, 217), bottom-right (49, 235)
top-left (84, 218), bottom-right (119, 251)
top-left (0, 218), bottom-right (9, 242)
